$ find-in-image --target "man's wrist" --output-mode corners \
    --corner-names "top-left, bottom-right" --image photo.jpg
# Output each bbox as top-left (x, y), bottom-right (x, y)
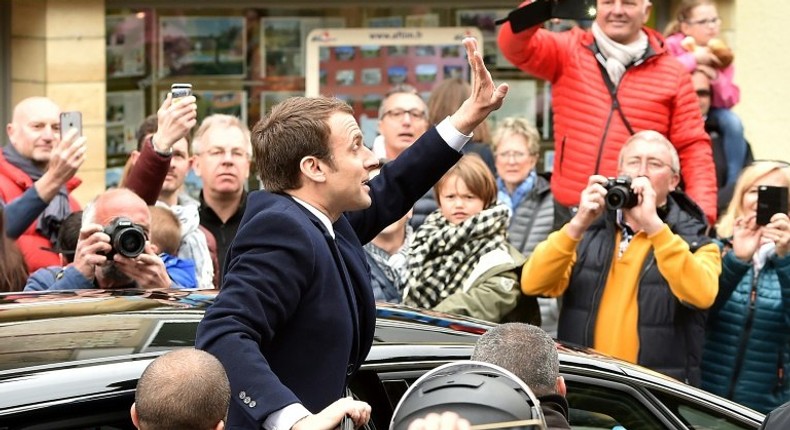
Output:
top-left (150, 135), bottom-right (172, 156)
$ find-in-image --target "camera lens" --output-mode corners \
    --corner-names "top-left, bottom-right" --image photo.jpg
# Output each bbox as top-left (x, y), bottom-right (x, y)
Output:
top-left (115, 228), bottom-right (146, 258)
top-left (606, 191), bottom-right (624, 209)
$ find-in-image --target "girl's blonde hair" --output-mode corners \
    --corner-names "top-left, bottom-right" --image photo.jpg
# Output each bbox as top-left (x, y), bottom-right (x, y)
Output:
top-left (663, 0), bottom-right (715, 36)
top-left (716, 161), bottom-right (790, 238)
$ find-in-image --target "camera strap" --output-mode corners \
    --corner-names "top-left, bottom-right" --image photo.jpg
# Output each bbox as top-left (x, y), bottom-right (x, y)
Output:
top-left (593, 50), bottom-right (635, 136)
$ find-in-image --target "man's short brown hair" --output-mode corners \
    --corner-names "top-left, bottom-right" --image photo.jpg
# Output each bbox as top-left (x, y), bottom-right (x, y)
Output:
top-left (251, 97), bottom-right (353, 192)
top-left (434, 155), bottom-right (498, 209)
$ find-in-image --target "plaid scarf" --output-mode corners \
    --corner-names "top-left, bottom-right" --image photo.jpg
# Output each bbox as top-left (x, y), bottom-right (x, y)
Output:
top-left (403, 203), bottom-right (510, 309)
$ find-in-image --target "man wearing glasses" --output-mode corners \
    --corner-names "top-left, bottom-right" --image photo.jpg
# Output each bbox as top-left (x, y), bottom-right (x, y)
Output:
top-left (520, 130), bottom-right (721, 387)
top-left (374, 85), bottom-right (430, 161)
top-left (191, 114), bottom-right (253, 274)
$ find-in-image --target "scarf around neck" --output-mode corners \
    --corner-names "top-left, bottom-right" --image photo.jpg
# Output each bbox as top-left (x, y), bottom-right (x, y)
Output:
top-left (403, 203), bottom-right (510, 309)
top-left (2, 145), bottom-right (72, 244)
top-left (497, 170), bottom-right (537, 215)
top-left (591, 21), bottom-right (648, 86)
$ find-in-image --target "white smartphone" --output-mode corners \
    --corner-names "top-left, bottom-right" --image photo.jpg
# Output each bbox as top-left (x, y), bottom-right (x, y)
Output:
top-left (59, 111), bottom-right (82, 137)
top-left (171, 83), bottom-right (192, 102)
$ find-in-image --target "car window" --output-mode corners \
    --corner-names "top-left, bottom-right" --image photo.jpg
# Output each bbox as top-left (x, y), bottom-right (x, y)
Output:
top-left (564, 377), bottom-right (666, 430)
top-left (651, 390), bottom-right (758, 430)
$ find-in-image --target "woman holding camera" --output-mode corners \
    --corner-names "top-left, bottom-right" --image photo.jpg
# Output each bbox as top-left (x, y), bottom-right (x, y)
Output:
top-left (702, 161), bottom-right (790, 413)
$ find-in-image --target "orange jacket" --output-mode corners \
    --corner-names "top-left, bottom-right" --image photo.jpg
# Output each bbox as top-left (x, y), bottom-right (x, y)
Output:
top-left (498, 23), bottom-right (717, 224)
top-left (0, 151), bottom-right (81, 273)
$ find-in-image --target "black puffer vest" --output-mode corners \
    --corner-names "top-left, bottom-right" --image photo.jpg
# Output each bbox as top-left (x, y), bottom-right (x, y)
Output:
top-left (557, 191), bottom-right (711, 386)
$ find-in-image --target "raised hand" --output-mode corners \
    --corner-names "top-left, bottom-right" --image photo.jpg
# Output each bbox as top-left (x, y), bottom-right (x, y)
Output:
top-left (152, 93), bottom-right (198, 152)
top-left (567, 175), bottom-right (608, 239)
top-left (72, 224), bottom-right (111, 280)
top-left (625, 176), bottom-right (664, 235)
top-left (450, 37), bottom-right (509, 135)
top-left (36, 128), bottom-right (87, 202)
top-left (763, 213), bottom-right (790, 258)
top-left (732, 215), bottom-right (763, 262)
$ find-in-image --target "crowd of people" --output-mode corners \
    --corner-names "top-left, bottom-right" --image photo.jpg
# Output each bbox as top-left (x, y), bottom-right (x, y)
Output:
top-left (2, 0), bottom-right (790, 427)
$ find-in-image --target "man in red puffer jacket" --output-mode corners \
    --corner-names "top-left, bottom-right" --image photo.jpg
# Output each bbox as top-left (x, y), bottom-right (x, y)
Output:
top-left (498, 0), bottom-right (717, 226)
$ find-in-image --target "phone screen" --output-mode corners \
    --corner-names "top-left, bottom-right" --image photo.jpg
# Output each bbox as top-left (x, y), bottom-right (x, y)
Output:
top-left (59, 111), bottom-right (83, 137)
top-left (757, 185), bottom-right (789, 225)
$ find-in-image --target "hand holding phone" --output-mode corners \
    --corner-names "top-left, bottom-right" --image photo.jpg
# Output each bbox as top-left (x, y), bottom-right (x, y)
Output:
top-left (757, 185), bottom-right (789, 226)
top-left (171, 83), bottom-right (192, 103)
top-left (59, 111), bottom-right (82, 137)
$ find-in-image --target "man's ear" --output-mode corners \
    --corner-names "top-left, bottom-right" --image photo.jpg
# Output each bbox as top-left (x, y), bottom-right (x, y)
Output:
top-left (642, 1), bottom-right (653, 24)
top-left (299, 156), bottom-right (327, 184)
top-left (215, 420), bottom-right (225, 430)
top-left (130, 403), bottom-right (141, 429)
top-left (556, 376), bottom-right (567, 397)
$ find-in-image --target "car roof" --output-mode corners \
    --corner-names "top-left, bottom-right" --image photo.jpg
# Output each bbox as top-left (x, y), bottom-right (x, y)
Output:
top-left (0, 289), bottom-right (761, 423)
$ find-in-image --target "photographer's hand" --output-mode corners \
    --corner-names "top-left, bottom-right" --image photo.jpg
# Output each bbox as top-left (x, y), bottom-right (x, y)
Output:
top-left (567, 175), bottom-right (608, 240)
top-left (732, 215), bottom-right (762, 262)
top-left (114, 243), bottom-right (172, 289)
top-left (626, 176), bottom-right (663, 235)
top-left (151, 93), bottom-right (197, 153)
top-left (71, 224), bottom-right (111, 280)
top-left (763, 213), bottom-right (790, 258)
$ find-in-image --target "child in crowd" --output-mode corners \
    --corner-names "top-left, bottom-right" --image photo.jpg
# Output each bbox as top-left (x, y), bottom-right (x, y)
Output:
top-left (402, 155), bottom-right (538, 324)
top-left (149, 206), bottom-right (198, 289)
top-left (664, 0), bottom-right (746, 187)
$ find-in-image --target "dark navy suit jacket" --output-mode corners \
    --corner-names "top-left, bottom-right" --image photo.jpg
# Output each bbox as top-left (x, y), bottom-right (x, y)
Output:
top-left (195, 127), bottom-right (462, 428)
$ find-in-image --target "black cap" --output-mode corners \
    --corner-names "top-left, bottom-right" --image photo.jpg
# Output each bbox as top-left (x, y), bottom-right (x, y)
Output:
top-left (391, 361), bottom-right (546, 430)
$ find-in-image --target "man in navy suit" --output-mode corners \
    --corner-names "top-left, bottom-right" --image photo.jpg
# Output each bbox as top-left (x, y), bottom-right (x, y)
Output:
top-left (195, 38), bottom-right (508, 430)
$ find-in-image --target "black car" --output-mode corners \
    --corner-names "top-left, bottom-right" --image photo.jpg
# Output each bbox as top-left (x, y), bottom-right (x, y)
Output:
top-left (0, 290), bottom-right (764, 429)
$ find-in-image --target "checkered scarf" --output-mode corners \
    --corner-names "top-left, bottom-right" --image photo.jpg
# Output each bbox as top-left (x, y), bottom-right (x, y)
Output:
top-left (403, 203), bottom-right (510, 309)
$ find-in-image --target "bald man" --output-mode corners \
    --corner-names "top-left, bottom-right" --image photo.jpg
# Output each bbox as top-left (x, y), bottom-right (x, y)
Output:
top-left (25, 188), bottom-right (175, 290)
top-left (132, 349), bottom-right (230, 430)
top-left (1, 97), bottom-right (86, 273)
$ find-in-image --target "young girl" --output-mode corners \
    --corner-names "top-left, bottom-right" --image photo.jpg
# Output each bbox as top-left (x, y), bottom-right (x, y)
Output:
top-left (665, 0), bottom-right (745, 187)
top-left (402, 155), bottom-right (538, 324)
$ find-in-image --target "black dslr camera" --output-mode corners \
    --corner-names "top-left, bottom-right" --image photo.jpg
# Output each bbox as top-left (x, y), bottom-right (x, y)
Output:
top-left (103, 217), bottom-right (147, 259)
top-left (496, 0), bottom-right (597, 33)
top-left (604, 176), bottom-right (639, 210)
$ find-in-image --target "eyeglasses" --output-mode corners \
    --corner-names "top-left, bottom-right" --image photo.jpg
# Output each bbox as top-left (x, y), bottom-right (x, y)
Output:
top-left (495, 151), bottom-right (532, 162)
top-left (381, 108), bottom-right (427, 121)
top-left (686, 17), bottom-right (721, 26)
top-left (622, 157), bottom-right (676, 173)
top-left (200, 147), bottom-right (250, 160)
top-left (695, 89), bottom-right (711, 98)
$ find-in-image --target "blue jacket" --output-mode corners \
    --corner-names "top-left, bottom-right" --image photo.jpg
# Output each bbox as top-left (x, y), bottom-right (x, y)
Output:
top-left (195, 127), bottom-right (462, 428)
top-left (702, 249), bottom-right (790, 413)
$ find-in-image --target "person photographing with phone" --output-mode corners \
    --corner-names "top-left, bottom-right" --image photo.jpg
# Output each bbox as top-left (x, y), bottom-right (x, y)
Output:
top-left (1, 97), bottom-right (86, 273)
top-left (520, 130), bottom-right (720, 386)
top-left (701, 160), bottom-right (790, 413)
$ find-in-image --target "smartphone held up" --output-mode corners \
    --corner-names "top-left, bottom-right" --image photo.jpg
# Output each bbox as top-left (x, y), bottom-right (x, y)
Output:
top-left (756, 185), bottom-right (789, 226)
top-left (59, 111), bottom-right (82, 137)
top-left (171, 83), bottom-right (192, 103)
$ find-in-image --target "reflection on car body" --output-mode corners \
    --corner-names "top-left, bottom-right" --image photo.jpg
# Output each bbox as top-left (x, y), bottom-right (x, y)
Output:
top-left (0, 290), bottom-right (764, 429)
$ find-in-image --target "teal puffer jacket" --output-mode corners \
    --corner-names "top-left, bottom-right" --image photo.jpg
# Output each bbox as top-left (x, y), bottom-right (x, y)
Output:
top-left (701, 250), bottom-right (790, 413)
